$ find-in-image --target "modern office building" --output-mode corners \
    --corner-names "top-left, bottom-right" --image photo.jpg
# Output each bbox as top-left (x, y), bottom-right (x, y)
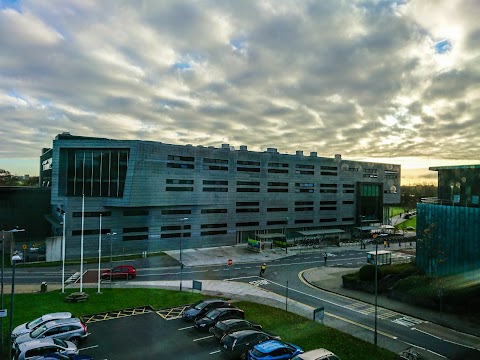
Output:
top-left (417, 165), bottom-right (480, 276)
top-left (41, 132), bottom-right (401, 259)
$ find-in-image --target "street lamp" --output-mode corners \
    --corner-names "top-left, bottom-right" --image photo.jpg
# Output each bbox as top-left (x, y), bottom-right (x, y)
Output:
top-left (1, 228), bottom-right (24, 355)
top-left (284, 217), bottom-right (289, 254)
top-left (9, 252), bottom-right (22, 360)
top-left (107, 232), bottom-right (117, 275)
top-left (374, 234), bottom-right (378, 347)
top-left (179, 218), bottom-right (188, 292)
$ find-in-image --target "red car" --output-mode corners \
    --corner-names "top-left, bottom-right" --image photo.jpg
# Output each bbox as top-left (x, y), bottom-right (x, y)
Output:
top-left (101, 265), bottom-right (137, 280)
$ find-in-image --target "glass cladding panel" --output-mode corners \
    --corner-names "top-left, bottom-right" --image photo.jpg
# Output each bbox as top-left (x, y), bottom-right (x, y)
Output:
top-left (66, 150), bottom-right (75, 196)
top-left (75, 151), bottom-right (85, 196)
top-left (118, 150), bottom-right (128, 196)
top-left (101, 151), bottom-right (110, 197)
top-left (92, 150), bottom-right (102, 196)
top-left (83, 150), bottom-right (93, 196)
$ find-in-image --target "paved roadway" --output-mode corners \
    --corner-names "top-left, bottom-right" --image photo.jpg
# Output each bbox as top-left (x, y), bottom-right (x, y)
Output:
top-left (6, 247), bottom-right (480, 359)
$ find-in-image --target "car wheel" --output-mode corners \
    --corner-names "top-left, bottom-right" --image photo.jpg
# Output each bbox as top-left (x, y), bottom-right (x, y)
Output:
top-left (70, 337), bottom-right (80, 346)
top-left (128, 274), bottom-right (133, 280)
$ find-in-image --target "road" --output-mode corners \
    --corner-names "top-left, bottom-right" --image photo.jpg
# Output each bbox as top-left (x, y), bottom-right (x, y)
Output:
top-left (6, 249), bottom-right (480, 359)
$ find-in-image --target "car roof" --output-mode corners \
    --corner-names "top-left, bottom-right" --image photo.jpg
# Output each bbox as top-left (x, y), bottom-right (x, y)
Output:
top-left (41, 312), bottom-right (72, 321)
top-left (255, 339), bottom-right (285, 352)
top-left (203, 299), bottom-right (228, 304)
top-left (43, 317), bottom-right (81, 328)
top-left (18, 338), bottom-right (58, 350)
top-left (295, 348), bottom-right (335, 359)
top-left (228, 329), bottom-right (263, 338)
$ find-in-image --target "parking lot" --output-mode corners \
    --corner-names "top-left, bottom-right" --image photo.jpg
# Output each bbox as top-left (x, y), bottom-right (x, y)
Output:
top-left (78, 305), bottom-right (230, 360)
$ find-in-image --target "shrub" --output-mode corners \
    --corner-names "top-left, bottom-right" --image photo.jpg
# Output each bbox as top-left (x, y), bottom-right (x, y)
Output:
top-left (342, 272), bottom-right (359, 283)
top-left (358, 265), bottom-right (383, 281)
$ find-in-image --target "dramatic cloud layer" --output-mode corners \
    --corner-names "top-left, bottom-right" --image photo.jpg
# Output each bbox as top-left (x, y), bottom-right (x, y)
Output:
top-left (1, 0), bottom-right (479, 183)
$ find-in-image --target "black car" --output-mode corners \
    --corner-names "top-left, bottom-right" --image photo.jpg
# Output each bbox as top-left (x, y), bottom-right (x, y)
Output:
top-left (211, 319), bottom-right (262, 341)
top-left (182, 299), bottom-right (232, 321)
top-left (194, 307), bottom-right (245, 332)
top-left (220, 329), bottom-right (280, 360)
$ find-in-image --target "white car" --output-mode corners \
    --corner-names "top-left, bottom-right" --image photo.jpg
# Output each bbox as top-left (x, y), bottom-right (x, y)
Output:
top-left (12, 338), bottom-right (78, 360)
top-left (11, 312), bottom-right (72, 340)
top-left (292, 348), bottom-right (340, 360)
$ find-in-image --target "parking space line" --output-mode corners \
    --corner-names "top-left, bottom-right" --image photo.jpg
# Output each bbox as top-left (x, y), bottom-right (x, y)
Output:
top-left (193, 335), bottom-right (214, 342)
top-left (210, 350), bottom-right (221, 354)
top-left (179, 325), bottom-right (195, 331)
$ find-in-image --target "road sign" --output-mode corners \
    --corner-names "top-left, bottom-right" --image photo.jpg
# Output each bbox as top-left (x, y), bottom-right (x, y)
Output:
top-left (372, 233), bottom-right (377, 239)
top-left (227, 259), bottom-right (233, 266)
top-left (22, 244), bottom-right (27, 250)
top-left (0, 309), bottom-right (7, 318)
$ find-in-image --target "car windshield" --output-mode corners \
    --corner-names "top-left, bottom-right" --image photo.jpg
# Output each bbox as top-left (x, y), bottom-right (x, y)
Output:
top-left (53, 338), bottom-right (68, 348)
top-left (194, 301), bottom-right (207, 310)
top-left (251, 347), bottom-right (268, 357)
top-left (30, 324), bottom-right (47, 338)
top-left (26, 316), bottom-right (43, 329)
top-left (216, 321), bottom-right (228, 330)
top-left (206, 309), bottom-right (221, 319)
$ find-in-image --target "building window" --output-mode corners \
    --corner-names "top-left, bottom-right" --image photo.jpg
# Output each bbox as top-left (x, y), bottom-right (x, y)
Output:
top-left (267, 220), bottom-right (287, 225)
top-left (203, 188), bottom-right (228, 192)
top-left (201, 230), bottom-right (227, 236)
top-left (295, 164), bottom-right (314, 175)
top-left (65, 148), bottom-right (129, 198)
top-left (201, 208), bottom-right (227, 214)
top-left (320, 206), bottom-right (337, 210)
top-left (161, 225), bottom-right (191, 231)
top-left (320, 184), bottom-right (337, 193)
top-left (342, 217), bottom-right (354, 222)
top-left (267, 207), bottom-right (288, 212)
top-left (123, 227), bottom-right (148, 233)
top-left (295, 207), bottom-right (314, 211)
top-left (167, 163), bottom-right (194, 169)
top-left (236, 201), bottom-right (259, 206)
top-left (294, 219), bottom-right (313, 224)
top-left (72, 228), bottom-right (111, 236)
top-left (166, 179), bottom-right (194, 184)
top-left (161, 209), bottom-right (192, 215)
top-left (343, 200), bottom-right (354, 205)
top-left (201, 223), bottom-right (227, 229)
top-left (167, 155), bottom-right (194, 161)
top-left (320, 218), bottom-right (336, 223)
top-left (166, 186), bottom-right (194, 191)
top-left (204, 158), bottom-right (228, 164)
top-left (203, 180), bottom-right (228, 185)
top-left (236, 208), bottom-right (260, 213)
top-left (237, 188), bottom-right (260, 192)
top-left (295, 182), bottom-right (314, 193)
top-left (123, 234), bottom-right (149, 241)
top-left (237, 167), bottom-right (260, 172)
top-left (73, 211), bottom-right (111, 217)
top-left (237, 160), bottom-right (260, 166)
top-left (236, 222), bottom-right (260, 227)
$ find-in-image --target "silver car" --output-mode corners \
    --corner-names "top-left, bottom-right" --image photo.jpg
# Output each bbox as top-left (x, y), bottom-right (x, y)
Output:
top-left (12, 338), bottom-right (78, 360)
top-left (13, 318), bottom-right (88, 347)
top-left (11, 312), bottom-right (72, 340)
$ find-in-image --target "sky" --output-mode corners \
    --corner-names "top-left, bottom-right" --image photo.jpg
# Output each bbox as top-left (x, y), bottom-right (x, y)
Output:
top-left (1, 0), bottom-right (479, 185)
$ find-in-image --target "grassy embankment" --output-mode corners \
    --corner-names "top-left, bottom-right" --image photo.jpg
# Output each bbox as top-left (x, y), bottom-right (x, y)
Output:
top-left (1, 288), bottom-right (395, 360)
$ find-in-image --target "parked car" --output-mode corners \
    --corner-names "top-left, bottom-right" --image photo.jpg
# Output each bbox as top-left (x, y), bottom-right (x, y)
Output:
top-left (211, 319), bottom-right (262, 341)
top-left (182, 299), bottom-right (232, 321)
top-left (292, 348), bottom-right (340, 360)
top-left (11, 312), bottom-right (72, 340)
top-left (220, 329), bottom-right (280, 360)
top-left (101, 265), bottom-right (136, 280)
top-left (248, 339), bottom-right (303, 359)
top-left (13, 318), bottom-right (88, 347)
top-left (34, 353), bottom-right (93, 360)
top-left (194, 307), bottom-right (245, 332)
top-left (12, 338), bottom-right (78, 360)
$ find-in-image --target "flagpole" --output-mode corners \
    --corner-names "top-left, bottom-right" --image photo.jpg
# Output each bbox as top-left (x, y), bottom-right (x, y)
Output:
top-left (98, 214), bottom-right (102, 294)
top-left (80, 193), bottom-right (84, 292)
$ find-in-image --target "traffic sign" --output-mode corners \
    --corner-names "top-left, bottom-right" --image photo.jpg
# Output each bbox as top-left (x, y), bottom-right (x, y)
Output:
top-left (22, 244), bottom-right (27, 250)
top-left (372, 233), bottom-right (377, 239)
top-left (0, 309), bottom-right (7, 318)
top-left (227, 259), bottom-right (233, 266)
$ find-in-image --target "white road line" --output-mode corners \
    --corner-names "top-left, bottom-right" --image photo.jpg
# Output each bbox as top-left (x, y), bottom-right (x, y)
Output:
top-left (193, 335), bottom-right (214, 342)
top-left (210, 350), bottom-right (221, 354)
top-left (212, 269), bottom-right (219, 272)
top-left (413, 328), bottom-right (478, 349)
top-left (79, 345), bottom-right (99, 351)
top-left (178, 325), bottom-right (194, 331)
top-left (245, 266), bottom-right (251, 269)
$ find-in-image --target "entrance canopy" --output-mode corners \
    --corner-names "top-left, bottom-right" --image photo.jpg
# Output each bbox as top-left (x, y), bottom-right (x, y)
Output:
top-left (255, 233), bottom-right (285, 240)
top-left (356, 225), bottom-right (395, 233)
top-left (296, 229), bottom-right (345, 237)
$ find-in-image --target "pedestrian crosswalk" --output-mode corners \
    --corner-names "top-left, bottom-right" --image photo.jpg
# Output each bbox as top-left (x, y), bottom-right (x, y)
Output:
top-left (345, 301), bottom-right (425, 327)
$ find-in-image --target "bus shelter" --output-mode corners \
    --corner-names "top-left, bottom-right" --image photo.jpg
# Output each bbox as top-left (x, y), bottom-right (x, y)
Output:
top-left (247, 233), bottom-right (285, 252)
top-left (366, 250), bottom-right (392, 265)
top-left (294, 229), bottom-right (345, 246)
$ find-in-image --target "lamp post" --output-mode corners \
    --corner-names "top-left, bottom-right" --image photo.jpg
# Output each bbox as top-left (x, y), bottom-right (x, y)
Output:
top-left (107, 232), bottom-right (117, 274)
top-left (97, 214), bottom-right (102, 294)
top-left (284, 217), bottom-right (289, 254)
top-left (1, 228), bottom-right (24, 356)
top-left (9, 252), bottom-right (22, 360)
top-left (374, 234), bottom-right (378, 347)
top-left (61, 212), bottom-right (66, 293)
top-left (179, 218), bottom-right (188, 292)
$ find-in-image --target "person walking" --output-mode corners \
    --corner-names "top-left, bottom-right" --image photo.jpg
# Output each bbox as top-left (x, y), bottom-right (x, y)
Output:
top-left (259, 263), bottom-right (267, 277)
top-left (323, 252), bottom-right (328, 265)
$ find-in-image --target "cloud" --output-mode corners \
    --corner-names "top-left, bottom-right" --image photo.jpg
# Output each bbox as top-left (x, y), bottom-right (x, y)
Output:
top-left (1, 0), bottom-right (480, 181)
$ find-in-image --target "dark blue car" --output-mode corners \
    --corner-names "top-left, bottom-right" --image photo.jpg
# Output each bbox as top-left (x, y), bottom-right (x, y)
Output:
top-left (182, 299), bottom-right (231, 321)
top-left (248, 339), bottom-right (303, 360)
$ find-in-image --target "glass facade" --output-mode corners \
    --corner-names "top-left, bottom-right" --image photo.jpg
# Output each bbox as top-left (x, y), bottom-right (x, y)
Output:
top-left (437, 168), bottom-right (480, 205)
top-left (357, 183), bottom-right (383, 223)
top-left (64, 148), bottom-right (129, 197)
top-left (417, 203), bottom-right (480, 276)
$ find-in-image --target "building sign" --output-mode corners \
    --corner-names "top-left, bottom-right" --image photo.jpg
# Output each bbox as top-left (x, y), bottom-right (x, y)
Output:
top-left (313, 306), bottom-right (324, 323)
top-left (42, 158), bottom-right (52, 171)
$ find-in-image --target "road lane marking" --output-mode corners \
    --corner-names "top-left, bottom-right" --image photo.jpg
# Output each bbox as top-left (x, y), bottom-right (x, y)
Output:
top-left (392, 316), bottom-right (424, 327)
top-left (193, 335), bottom-right (214, 342)
top-left (79, 345), bottom-right (99, 351)
top-left (210, 350), bottom-right (221, 354)
top-left (412, 328), bottom-right (478, 349)
top-left (178, 325), bottom-right (194, 330)
top-left (326, 312), bottom-right (397, 339)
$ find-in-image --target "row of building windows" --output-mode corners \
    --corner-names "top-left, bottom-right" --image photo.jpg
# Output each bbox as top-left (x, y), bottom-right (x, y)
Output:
top-left (164, 179), bottom-right (367, 188)
top-left (164, 187), bottom-right (361, 193)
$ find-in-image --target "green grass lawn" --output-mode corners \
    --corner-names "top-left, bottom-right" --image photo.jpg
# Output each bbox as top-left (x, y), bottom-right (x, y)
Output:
top-left (1, 288), bottom-right (396, 360)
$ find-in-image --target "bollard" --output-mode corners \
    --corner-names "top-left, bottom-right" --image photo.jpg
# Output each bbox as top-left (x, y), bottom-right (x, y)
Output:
top-left (41, 282), bottom-right (48, 293)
